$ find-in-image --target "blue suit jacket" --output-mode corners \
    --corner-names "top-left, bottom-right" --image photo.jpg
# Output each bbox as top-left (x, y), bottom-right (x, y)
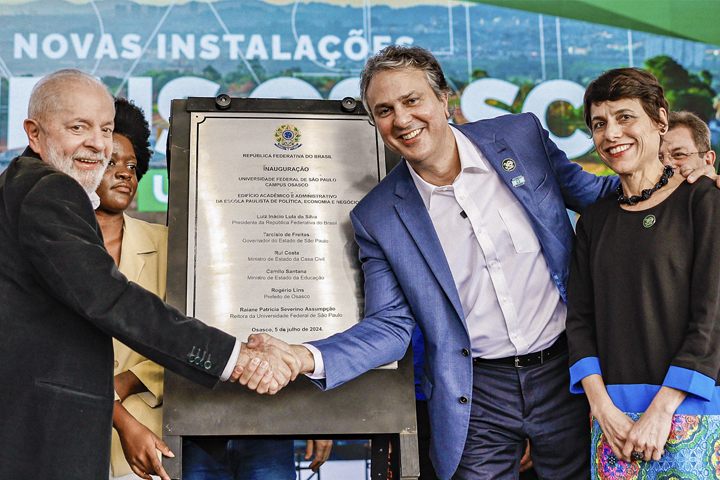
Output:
top-left (311, 113), bottom-right (619, 479)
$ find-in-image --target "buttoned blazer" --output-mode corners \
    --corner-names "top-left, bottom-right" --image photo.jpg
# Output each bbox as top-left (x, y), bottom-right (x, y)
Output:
top-left (110, 214), bottom-right (168, 477)
top-left (311, 113), bottom-right (619, 480)
top-left (0, 150), bottom-right (235, 479)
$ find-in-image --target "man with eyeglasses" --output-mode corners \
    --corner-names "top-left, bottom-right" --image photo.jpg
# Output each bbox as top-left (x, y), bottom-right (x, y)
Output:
top-left (659, 111), bottom-right (716, 171)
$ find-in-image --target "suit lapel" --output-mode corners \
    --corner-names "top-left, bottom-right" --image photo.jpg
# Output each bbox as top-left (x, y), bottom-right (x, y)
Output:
top-left (455, 123), bottom-right (542, 222)
top-left (117, 215), bottom-right (153, 283)
top-left (393, 163), bottom-right (466, 323)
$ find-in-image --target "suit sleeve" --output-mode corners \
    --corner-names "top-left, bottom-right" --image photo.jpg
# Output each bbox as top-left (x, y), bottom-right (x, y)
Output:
top-left (309, 210), bottom-right (416, 390)
top-left (17, 173), bottom-right (235, 388)
top-left (663, 183), bottom-right (720, 401)
top-left (529, 113), bottom-right (619, 213)
top-left (566, 212), bottom-right (602, 393)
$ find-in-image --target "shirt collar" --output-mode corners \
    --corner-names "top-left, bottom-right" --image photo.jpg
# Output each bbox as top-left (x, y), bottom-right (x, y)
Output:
top-left (89, 191), bottom-right (101, 210)
top-left (407, 126), bottom-right (490, 210)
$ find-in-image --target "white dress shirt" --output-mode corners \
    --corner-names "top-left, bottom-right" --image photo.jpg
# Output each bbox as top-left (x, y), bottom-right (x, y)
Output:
top-left (307, 126), bottom-right (566, 376)
top-left (407, 127), bottom-right (565, 358)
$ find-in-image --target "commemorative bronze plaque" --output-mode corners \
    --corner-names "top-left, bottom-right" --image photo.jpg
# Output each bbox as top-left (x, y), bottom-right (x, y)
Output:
top-left (164, 98), bottom-right (417, 480)
top-left (186, 113), bottom-right (383, 344)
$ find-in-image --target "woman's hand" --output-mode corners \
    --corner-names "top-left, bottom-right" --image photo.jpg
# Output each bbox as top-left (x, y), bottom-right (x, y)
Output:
top-left (622, 408), bottom-right (672, 461)
top-left (622, 386), bottom-right (686, 462)
top-left (593, 402), bottom-right (636, 462)
top-left (113, 401), bottom-right (174, 480)
top-left (581, 374), bottom-right (635, 461)
top-left (114, 370), bottom-right (148, 402)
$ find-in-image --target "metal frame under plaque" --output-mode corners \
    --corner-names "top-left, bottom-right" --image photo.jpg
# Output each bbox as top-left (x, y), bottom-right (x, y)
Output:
top-left (163, 97), bottom-right (417, 479)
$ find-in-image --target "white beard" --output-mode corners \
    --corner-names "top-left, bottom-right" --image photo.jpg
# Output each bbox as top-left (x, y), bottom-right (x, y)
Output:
top-left (44, 141), bottom-right (108, 195)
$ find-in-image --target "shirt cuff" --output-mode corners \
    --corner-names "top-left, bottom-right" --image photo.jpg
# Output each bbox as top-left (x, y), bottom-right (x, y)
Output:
top-left (663, 366), bottom-right (716, 401)
top-left (569, 357), bottom-right (602, 394)
top-left (220, 339), bottom-right (241, 381)
top-left (303, 343), bottom-right (326, 379)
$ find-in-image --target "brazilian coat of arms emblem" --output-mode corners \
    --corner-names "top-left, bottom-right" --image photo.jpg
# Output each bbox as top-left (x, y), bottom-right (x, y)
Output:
top-left (274, 124), bottom-right (302, 151)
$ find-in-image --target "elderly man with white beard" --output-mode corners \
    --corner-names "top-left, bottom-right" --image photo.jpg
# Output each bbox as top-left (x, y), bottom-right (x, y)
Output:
top-left (0, 69), bottom-right (297, 479)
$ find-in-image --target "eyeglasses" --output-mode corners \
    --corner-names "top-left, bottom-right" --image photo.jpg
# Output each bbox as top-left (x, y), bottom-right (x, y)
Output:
top-left (658, 151), bottom-right (708, 162)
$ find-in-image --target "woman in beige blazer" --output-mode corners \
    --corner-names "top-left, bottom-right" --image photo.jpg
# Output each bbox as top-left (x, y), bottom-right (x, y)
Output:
top-left (95, 98), bottom-right (171, 480)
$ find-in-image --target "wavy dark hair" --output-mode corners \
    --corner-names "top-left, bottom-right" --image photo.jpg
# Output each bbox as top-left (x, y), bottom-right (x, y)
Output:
top-left (583, 67), bottom-right (668, 130)
top-left (113, 97), bottom-right (152, 181)
top-left (360, 45), bottom-right (452, 122)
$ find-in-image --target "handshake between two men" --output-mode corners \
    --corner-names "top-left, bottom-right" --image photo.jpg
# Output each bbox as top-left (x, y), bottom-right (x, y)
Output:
top-left (229, 334), bottom-right (314, 394)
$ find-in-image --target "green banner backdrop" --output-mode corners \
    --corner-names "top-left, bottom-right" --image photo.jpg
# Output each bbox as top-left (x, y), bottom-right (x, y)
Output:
top-left (473, 0), bottom-right (720, 47)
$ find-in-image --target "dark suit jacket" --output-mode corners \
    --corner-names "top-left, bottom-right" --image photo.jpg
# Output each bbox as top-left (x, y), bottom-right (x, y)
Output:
top-left (0, 149), bottom-right (235, 479)
top-left (311, 114), bottom-right (619, 479)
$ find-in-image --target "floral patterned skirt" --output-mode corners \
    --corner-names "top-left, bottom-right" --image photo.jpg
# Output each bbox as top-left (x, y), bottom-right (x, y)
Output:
top-left (591, 414), bottom-right (720, 479)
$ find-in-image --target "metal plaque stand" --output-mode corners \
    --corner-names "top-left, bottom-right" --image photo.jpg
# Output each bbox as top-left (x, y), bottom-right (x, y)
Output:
top-left (163, 96), bottom-right (417, 479)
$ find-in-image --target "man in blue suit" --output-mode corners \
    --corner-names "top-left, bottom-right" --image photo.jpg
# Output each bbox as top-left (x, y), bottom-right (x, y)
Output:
top-left (248, 46), bottom-right (712, 479)
top-left (248, 45), bottom-right (613, 479)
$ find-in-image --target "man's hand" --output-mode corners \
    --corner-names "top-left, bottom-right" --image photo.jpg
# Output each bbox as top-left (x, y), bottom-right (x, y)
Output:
top-left (519, 439), bottom-right (533, 472)
top-left (305, 440), bottom-right (333, 472)
top-left (228, 337), bottom-right (302, 394)
top-left (229, 346), bottom-right (278, 394)
top-left (680, 164), bottom-right (720, 187)
top-left (247, 333), bottom-right (316, 375)
top-left (113, 402), bottom-right (173, 480)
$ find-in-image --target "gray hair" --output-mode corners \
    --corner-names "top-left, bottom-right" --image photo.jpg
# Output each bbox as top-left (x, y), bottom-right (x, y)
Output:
top-left (360, 45), bottom-right (452, 120)
top-left (668, 110), bottom-right (712, 152)
top-left (28, 69), bottom-right (111, 122)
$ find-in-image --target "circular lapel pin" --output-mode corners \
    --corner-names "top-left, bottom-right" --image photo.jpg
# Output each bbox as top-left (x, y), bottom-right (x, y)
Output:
top-left (642, 215), bottom-right (656, 228)
top-left (502, 158), bottom-right (516, 172)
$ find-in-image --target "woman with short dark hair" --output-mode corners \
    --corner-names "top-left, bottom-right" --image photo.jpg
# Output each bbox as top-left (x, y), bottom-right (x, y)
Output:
top-left (567, 68), bottom-right (720, 477)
